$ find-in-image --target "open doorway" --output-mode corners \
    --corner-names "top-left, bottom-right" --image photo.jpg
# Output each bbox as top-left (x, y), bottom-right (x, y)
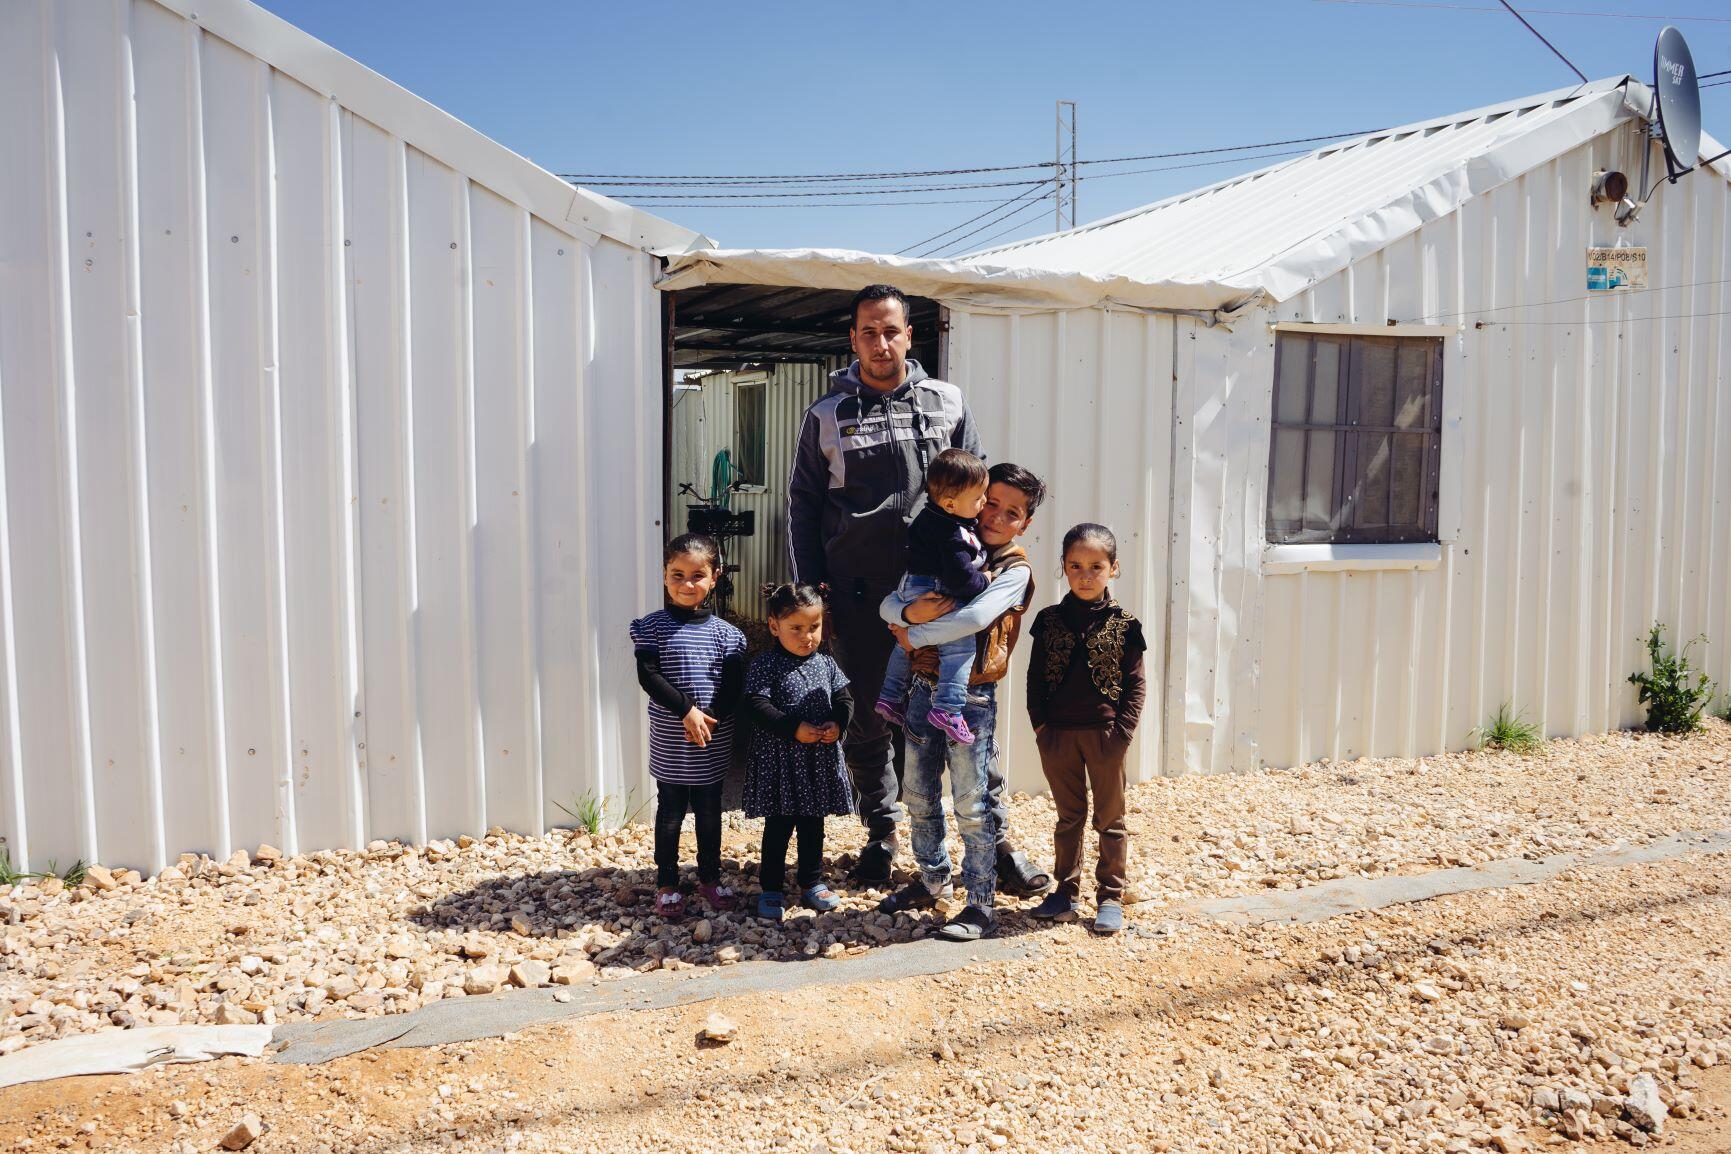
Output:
top-left (662, 284), bottom-right (945, 622)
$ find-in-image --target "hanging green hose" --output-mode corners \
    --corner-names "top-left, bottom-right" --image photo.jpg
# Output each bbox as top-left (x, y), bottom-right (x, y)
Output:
top-left (711, 449), bottom-right (737, 510)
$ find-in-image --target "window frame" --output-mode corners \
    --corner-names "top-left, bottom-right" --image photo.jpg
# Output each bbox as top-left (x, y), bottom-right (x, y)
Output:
top-left (1265, 331), bottom-right (1445, 546)
top-left (734, 380), bottom-right (767, 486)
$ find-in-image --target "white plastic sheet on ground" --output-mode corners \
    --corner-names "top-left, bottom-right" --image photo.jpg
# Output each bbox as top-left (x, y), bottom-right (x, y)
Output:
top-left (0, 1024), bottom-right (273, 1088)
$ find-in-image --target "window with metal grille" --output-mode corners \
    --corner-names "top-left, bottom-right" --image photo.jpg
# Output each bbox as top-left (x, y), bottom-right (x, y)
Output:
top-left (1266, 332), bottom-right (1443, 545)
top-left (736, 382), bottom-right (766, 486)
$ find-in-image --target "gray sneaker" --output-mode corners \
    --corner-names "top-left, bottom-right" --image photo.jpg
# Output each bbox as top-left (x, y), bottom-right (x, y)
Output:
top-left (1093, 900), bottom-right (1125, 935)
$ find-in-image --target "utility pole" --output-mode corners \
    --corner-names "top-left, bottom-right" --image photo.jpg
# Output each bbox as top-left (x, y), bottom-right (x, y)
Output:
top-left (1055, 100), bottom-right (1078, 230)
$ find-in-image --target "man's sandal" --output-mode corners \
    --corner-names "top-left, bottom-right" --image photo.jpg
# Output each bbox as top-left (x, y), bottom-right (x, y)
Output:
top-left (996, 848), bottom-right (1054, 897)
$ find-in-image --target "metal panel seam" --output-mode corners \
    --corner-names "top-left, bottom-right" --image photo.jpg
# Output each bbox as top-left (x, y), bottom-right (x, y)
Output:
top-left (260, 62), bottom-right (298, 854)
top-left (119, 0), bottom-right (169, 871)
top-left (188, 20), bottom-right (233, 856)
top-left (326, 96), bottom-right (364, 850)
top-left (46, 13), bottom-right (102, 861)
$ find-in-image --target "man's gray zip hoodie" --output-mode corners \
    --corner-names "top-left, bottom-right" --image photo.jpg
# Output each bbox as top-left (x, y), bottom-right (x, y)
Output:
top-left (786, 359), bottom-right (980, 586)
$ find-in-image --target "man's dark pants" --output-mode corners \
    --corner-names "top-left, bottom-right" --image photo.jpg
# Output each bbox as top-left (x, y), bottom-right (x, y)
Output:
top-left (828, 576), bottom-right (1012, 857)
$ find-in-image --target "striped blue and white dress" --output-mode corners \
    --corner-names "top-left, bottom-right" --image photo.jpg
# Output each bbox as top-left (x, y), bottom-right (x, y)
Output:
top-left (629, 609), bottom-right (747, 785)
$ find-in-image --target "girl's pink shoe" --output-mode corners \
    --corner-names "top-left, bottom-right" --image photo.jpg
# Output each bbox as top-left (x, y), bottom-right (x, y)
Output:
top-left (655, 886), bottom-right (686, 920)
top-left (925, 708), bottom-right (976, 745)
top-left (699, 883), bottom-right (738, 912)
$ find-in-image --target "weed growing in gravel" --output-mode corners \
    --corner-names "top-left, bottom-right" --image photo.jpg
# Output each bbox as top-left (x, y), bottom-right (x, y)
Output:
top-left (554, 789), bottom-right (647, 835)
top-left (0, 846), bottom-right (86, 886)
top-left (1472, 703), bottom-right (1544, 753)
top-left (1628, 623), bottom-right (1718, 733)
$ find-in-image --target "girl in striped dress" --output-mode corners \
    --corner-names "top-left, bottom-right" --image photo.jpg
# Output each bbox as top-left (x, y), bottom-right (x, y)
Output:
top-left (630, 534), bottom-right (747, 921)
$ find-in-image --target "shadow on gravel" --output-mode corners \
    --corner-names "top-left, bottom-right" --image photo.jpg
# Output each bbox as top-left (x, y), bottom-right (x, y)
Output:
top-left (407, 862), bottom-right (1047, 973)
top-left (364, 877), bottom-right (1726, 1153)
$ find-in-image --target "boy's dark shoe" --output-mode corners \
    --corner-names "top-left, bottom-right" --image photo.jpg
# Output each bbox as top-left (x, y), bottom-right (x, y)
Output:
top-left (850, 840), bottom-right (896, 886)
top-left (1093, 900), bottom-right (1125, 935)
top-left (934, 905), bottom-right (995, 941)
top-left (1029, 892), bottom-right (1077, 922)
top-left (876, 878), bottom-right (951, 915)
top-left (995, 847), bottom-right (1054, 897)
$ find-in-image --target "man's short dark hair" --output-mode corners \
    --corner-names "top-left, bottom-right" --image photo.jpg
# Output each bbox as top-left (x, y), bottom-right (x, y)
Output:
top-left (988, 462), bottom-right (1047, 517)
top-left (850, 284), bottom-right (911, 328)
top-left (924, 448), bottom-right (989, 503)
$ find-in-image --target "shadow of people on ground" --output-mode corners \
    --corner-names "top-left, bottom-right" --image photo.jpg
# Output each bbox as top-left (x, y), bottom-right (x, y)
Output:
top-left (409, 858), bottom-right (1046, 977)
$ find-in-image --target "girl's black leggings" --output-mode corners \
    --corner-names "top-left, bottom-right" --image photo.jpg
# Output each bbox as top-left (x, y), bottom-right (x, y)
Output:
top-left (759, 815), bottom-right (825, 893)
top-left (653, 779), bottom-right (724, 888)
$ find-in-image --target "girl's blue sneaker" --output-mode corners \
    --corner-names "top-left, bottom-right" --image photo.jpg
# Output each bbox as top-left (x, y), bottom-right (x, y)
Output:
top-left (755, 891), bottom-right (785, 922)
top-left (801, 881), bottom-right (842, 912)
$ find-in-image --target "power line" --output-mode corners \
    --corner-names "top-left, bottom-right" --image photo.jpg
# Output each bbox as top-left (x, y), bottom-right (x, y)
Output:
top-left (560, 162), bottom-right (1054, 183)
top-left (1080, 148), bottom-right (1311, 183)
top-left (924, 192), bottom-right (1058, 260)
top-left (895, 183), bottom-right (1056, 256)
top-left (593, 177), bottom-right (1054, 200)
top-left (1419, 275), bottom-right (1731, 321)
top-left (1313, 0), bottom-right (1731, 21)
top-left (620, 195), bottom-right (1046, 209)
top-left (1073, 130), bottom-right (1386, 168)
top-left (943, 196), bottom-right (1063, 257)
top-left (1484, 307), bottom-right (1731, 325)
top-left (1494, 0), bottom-right (1589, 85)
top-left (560, 129), bottom-right (1379, 190)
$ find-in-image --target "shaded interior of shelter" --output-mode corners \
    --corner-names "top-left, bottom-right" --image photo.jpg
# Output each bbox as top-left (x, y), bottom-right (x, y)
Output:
top-left (666, 283), bottom-right (943, 372)
top-left (663, 284), bottom-right (945, 624)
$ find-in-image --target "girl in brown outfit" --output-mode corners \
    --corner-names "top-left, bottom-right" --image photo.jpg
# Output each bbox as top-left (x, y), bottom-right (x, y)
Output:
top-left (1025, 523), bottom-right (1146, 935)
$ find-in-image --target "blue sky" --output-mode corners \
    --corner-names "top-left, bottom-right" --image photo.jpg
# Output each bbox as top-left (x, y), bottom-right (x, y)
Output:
top-left (257, 1), bottom-right (1731, 256)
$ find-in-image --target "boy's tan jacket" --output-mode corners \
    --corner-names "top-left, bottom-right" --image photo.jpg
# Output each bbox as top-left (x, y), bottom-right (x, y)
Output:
top-left (908, 543), bottom-right (1035, 688)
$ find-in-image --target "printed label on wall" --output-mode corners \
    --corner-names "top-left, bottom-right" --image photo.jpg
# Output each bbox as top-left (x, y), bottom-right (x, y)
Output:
top-left (1586, 247), bottom-right (1647, 292)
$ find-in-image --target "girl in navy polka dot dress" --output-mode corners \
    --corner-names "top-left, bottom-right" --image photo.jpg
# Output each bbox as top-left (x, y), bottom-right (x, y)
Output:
top-left (740, 584), bottom-right (854, 922)
top-left (630, 534), bottom-right (747, 922)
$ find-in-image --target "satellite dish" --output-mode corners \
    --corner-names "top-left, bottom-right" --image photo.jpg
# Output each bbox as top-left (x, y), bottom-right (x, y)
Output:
top-left (1654, 25), bottom-right (1701, 180)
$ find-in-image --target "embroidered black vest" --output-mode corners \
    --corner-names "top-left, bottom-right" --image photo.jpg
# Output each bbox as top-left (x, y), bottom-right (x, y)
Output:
top-left (1037, 599), bottom-right (1136, 702)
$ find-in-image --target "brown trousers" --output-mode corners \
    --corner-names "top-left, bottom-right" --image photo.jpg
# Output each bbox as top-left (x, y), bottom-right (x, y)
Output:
top-left (1035, 727), bottom-right (1129, 902)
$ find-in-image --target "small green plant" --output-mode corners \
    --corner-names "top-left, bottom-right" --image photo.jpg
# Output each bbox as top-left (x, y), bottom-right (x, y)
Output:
top-left (555, 790), bottom-right (607, 835)
top-left (0, 846), bottom-right (85, 886)
top-left (554, 788), bottom-right (648, 835)
top-left (0, 844), bottom-right (28, 886)
top-left (1472, 702), bottom-right (1544, 753)
top-left (1628, 623), bottom-right (1718, 734)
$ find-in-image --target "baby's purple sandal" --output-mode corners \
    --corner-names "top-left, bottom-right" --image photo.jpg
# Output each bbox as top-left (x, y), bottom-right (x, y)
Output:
top-left (925, 708), bottom-right (976, 745)
top-left (873, 697), bottom-right (908, 728)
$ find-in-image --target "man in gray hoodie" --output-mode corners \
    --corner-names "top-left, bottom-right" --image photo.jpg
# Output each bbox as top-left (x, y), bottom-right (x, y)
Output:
top-left (787, 285), bottom-right (1048, 896)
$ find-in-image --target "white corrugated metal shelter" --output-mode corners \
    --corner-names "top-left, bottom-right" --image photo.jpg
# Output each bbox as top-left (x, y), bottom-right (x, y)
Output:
top-left (663, 76), bottom-right (1731, 791)
top-left (8, 0), bottom-right (1731, 873)
top-left (0, 0), bottom-right (703, 873)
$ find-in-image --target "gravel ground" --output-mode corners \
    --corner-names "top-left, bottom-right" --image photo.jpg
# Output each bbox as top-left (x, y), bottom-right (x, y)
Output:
top-left (3, 721), bottom-right (1730, 1152)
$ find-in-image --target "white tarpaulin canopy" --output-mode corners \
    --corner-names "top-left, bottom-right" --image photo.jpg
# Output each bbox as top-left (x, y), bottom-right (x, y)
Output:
top-left (655, 247), bottom-right (1255, 316)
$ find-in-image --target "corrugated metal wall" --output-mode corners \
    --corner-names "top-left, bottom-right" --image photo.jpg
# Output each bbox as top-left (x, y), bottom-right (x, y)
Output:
top-left (1186, 119), bottom-right (1731, 773)
top-left (947, 310), bottom-right (1176, 793)
top-left (0, 0), bottom-right (664, 872)
top-left (669, 362), bottom-right (834, 619)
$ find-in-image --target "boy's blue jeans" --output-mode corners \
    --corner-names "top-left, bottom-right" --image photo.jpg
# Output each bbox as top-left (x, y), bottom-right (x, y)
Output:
top-left (902, 679), bottom-right (999, 910)
top-left (877, 575), bottom-right (974, 716)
